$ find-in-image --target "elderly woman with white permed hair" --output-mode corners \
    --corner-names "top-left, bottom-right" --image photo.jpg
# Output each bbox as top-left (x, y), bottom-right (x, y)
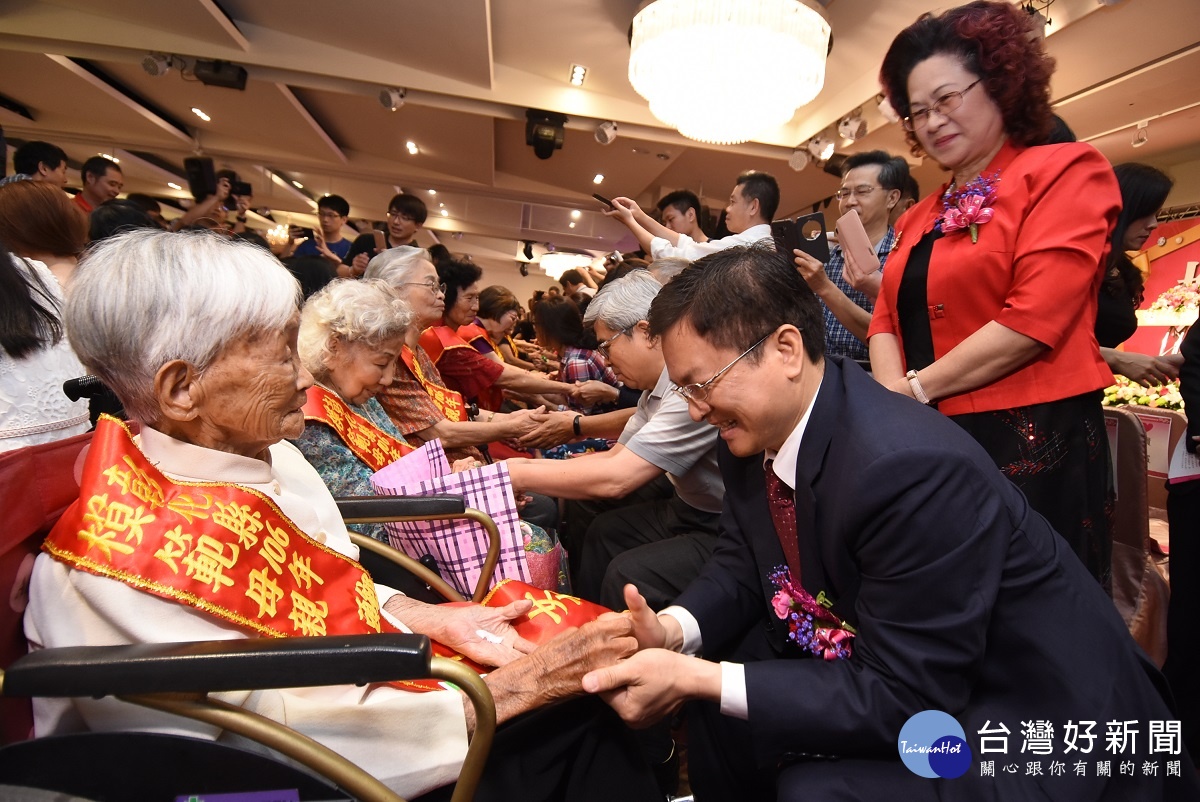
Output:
top-left (23, 228), bottom-right (658, 801)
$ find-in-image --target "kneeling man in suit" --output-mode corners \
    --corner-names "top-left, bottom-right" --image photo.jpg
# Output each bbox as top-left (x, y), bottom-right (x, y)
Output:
top-left (583, 243), bottom-right (1197, 801)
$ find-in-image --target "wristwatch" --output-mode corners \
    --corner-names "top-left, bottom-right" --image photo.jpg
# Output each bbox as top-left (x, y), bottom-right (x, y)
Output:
top-left (573, 414), bottom-right (583, 436)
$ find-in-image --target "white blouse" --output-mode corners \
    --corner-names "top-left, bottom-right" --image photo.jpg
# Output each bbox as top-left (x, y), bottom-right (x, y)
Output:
top-left (0, 257), bottom-right (89, 451)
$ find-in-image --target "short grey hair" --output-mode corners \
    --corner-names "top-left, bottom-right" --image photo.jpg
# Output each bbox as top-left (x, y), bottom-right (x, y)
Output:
top-left (64, 229), bottom-right (301, 424)
top-left (362, 245), bottom-right (430, 287)
top-left (583, 269), bottom-right (661, 332)
top-left (647, 257), bottom-right (689, 285)
top-left (298, 279), bottom-right (413, 382)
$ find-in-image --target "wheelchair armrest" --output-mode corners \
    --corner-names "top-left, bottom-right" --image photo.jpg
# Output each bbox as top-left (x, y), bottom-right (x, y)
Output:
top-left (335, 494), bottom-right (466, 522)
top-left (2, 634), bottom-right (431, 698)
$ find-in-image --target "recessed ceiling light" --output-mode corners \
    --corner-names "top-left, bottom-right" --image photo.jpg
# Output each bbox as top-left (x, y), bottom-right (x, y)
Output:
top-left (99, 153), bottom-right (119, 163)
top-left (593, 174), bottom-right (604, 184)
top-left (291, 180), bottom-right (304, 189)
top-left (439, 202), bottom-right (445, 208)
top-left (428, 189), bottom-right (436, 195)
top-left (440, 209), bottom-right (448, 217)
top-left (167, 182), bottom-right (181, 190)
top-left (191, 107), bottom-right (210, 122)
top-left (569, 221), bottom-right (576, 229)
top-left (406, 141), bottom-right (419, 155)
top-left (570, 210), bottom-right (581, 219)
top-left (569, 64), bottom-right (587, 87)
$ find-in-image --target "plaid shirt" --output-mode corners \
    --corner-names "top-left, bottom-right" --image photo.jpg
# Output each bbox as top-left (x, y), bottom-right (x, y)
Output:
top-left (558, 346), bottom-right (620, 414)
top-left (822, 227), bottom-right (897, 361)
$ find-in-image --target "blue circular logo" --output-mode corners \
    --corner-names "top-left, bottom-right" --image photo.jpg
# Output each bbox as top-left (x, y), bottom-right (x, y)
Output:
top-left (898, 710), bottom-right (972, 779)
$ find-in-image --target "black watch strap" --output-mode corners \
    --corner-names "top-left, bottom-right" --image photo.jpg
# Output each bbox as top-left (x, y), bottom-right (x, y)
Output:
top-left (572, 414), bottom-right (583, 436)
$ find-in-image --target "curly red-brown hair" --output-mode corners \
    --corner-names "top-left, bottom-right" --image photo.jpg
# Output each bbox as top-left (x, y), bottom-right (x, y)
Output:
top-left (879, 1), bottom-right (1055, 157)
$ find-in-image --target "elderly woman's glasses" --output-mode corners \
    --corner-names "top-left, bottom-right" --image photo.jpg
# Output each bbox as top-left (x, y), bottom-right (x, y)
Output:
top-left (902, 79), bottom-right (982, 131)
top-left (597, 327), bottom-right (631, 359)
top-left (671, 331), bottom-right (773, 406)
top-left (403, 280), bottom-right (447, 296)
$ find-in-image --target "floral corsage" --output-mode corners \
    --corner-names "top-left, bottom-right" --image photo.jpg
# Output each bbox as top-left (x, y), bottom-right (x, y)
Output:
top-left (769, 566), bottom-right (856, 661)
top-left (937, 171), bottom-right (1000, 244)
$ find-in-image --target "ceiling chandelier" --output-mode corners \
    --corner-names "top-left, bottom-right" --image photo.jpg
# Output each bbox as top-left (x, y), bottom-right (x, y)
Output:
top-left (629, 0), bottom-right (830, 146)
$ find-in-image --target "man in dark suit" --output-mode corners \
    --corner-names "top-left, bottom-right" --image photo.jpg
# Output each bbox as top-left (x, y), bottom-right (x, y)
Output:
top-left (582, 244), bottom-right (1197, 800)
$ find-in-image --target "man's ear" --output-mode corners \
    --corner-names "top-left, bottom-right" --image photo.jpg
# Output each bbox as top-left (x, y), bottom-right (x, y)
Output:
top-left (747, 197), bottom-right (761, 219)
top-left (885, 188), bottom-right (902, 210)
top-left (774, 325), bottom-right (810, 379)
top-left (154, 359), bottom-right (201, 422)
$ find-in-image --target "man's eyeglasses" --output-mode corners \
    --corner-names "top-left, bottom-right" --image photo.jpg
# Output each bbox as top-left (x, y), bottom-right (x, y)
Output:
top-left (403, 280), bottom-right (447, 296)
top-left (834, 186), bottom-right (879, 201)
top-left (902, 79), bottom-right (982, 131)
top-left (386, 210), bottom-right (416, 221)
top-left (671, 331), bottom-right (773, 405)
top-left (597, 327), bottom-right (631, 359)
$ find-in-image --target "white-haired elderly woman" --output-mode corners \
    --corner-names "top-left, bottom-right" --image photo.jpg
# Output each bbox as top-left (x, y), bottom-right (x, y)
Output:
top-left (363, 246), bottom-right (550, 464)
top-left (24, 228), bottom-right (658, 801)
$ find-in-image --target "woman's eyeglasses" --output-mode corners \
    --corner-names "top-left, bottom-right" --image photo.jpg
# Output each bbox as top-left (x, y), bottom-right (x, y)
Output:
top-left (902, 79), bottom-right (982, 131)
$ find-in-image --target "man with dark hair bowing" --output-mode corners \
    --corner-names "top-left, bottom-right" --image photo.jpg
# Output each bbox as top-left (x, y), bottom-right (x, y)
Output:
top-left (582, 243), bottom-right (1195, 800)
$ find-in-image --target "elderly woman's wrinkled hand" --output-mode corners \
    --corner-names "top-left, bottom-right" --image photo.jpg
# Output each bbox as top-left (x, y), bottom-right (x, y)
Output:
top-left (573, 380), bottom-right (619, 406)
top-left (516, 410), bottom-right (575, 449)
top-left (506, 406), bottom-right (549, 437)
top-left (450, 457), bottom-right (483, 473)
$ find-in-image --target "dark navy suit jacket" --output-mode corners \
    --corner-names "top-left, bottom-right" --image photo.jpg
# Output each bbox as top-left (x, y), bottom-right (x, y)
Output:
top-left (674, 357), bottom-right (1193, 799)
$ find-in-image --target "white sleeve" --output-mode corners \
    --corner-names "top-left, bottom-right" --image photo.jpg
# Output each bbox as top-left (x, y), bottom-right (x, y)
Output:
top-left (658, 605), bottom-right (703, 655)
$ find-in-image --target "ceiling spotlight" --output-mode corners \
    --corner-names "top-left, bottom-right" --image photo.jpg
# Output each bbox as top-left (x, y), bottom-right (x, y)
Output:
top-left (521, 240), bottom-right (535, 261)
top-left (291, 180), bottom-right (304, 189)
top-left (838, 109), bottom-right (867, 142)
top-left (406, 141), bottom-right (420, 155)
top-left (191, 107), bottom-right (211, 122)
top-left (569, 222), bottom-right (576, 229)
top-left (379, 87), bottom-right (407, 112)
top-left (593, 174), bottom-right (605, 185)
top-left (142, 53), bottom-right (182, 77)
top-left (807, 134), bottom-right (835, 162)
top-left (167, 182), bottom-right (182, 190)
top-left (1132, 120), bottom-right (1149, 148)
top-left (877, 95), bottom-right (901, 125)
top-left (428, 189), bottom-right (436, 195)
top-left (569, 64), bottom-right (587, 87)
top-left (525, 108), bottom-right (567, 160)
top-left (788, 148), bottom-right (810, 172)
top-left (595, 120), bottom-right (618, 145)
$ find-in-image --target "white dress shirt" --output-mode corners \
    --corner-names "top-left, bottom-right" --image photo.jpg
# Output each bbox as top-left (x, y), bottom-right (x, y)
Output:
top-left (649, 223), bottom-right (774, 262)
top-left (660, 384), bottom-right (819, 719)
top-left (24, 425), bottom-right (469, 798)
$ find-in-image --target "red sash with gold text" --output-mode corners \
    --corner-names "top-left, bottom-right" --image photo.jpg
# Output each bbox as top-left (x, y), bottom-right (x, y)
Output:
top-left (302, 385), bottom-right (413, 472)
top-left (43, 417), bottom-right (605, 688)
top-left (401, 343), bottom-right (469, 422)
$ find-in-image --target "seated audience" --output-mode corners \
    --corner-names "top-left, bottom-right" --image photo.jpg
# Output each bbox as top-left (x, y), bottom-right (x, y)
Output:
top-left (424, 256), bottom-right (577, 413)
top-left (468, 286), bottom-right (539, 371)
top-left (344, 193), bottom-right (426, 277)
top-left (509, 271), bottom-right (724, 611)
top-left (25, 228), bottom-right (658, 801)
top-left (582, 243), bottom-right (1198, 800)
top-left (363, 247), bottom-right (548, 463)
top-left (532, 295), bottom-right (621, 416)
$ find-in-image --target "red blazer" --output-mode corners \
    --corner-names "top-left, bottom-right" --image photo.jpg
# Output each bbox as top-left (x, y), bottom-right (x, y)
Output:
top-left (868, 141), bottom-right (1118, 416)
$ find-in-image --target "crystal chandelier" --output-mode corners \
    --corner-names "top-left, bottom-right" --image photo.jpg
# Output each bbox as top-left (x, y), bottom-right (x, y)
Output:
top-left (629, 0), bottom-right (830, 146)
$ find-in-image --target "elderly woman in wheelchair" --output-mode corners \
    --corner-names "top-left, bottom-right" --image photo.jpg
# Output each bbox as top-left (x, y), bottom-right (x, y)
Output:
top-left (21, 229), bottom-right (658, 801)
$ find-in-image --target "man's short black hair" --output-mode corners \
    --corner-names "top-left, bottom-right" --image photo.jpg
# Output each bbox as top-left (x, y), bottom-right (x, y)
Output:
top-left (648, 242), bottom-right (824, 364)
top-left (14, 141), bottom-right (67, 176)
top-left (841, 150), bottom-right (910, 193)
top-left (734, 171), bottom-right (780, 222)
top-left (559, 268), bottom-right (585, 287)
top-left (80, 155), bottom-right (121, 183)
top-left (387, 193), bottom-right (428, 224)
top-left (656, 189), bottom-right (703, 218)
top-left (901, 175), bottom-right (920, 202)
top-left (318, 194), bottom-right (350, 217)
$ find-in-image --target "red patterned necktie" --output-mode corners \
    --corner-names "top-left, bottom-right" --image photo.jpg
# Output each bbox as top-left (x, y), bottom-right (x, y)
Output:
top-left (764, 459), bottom-right (802, 584)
